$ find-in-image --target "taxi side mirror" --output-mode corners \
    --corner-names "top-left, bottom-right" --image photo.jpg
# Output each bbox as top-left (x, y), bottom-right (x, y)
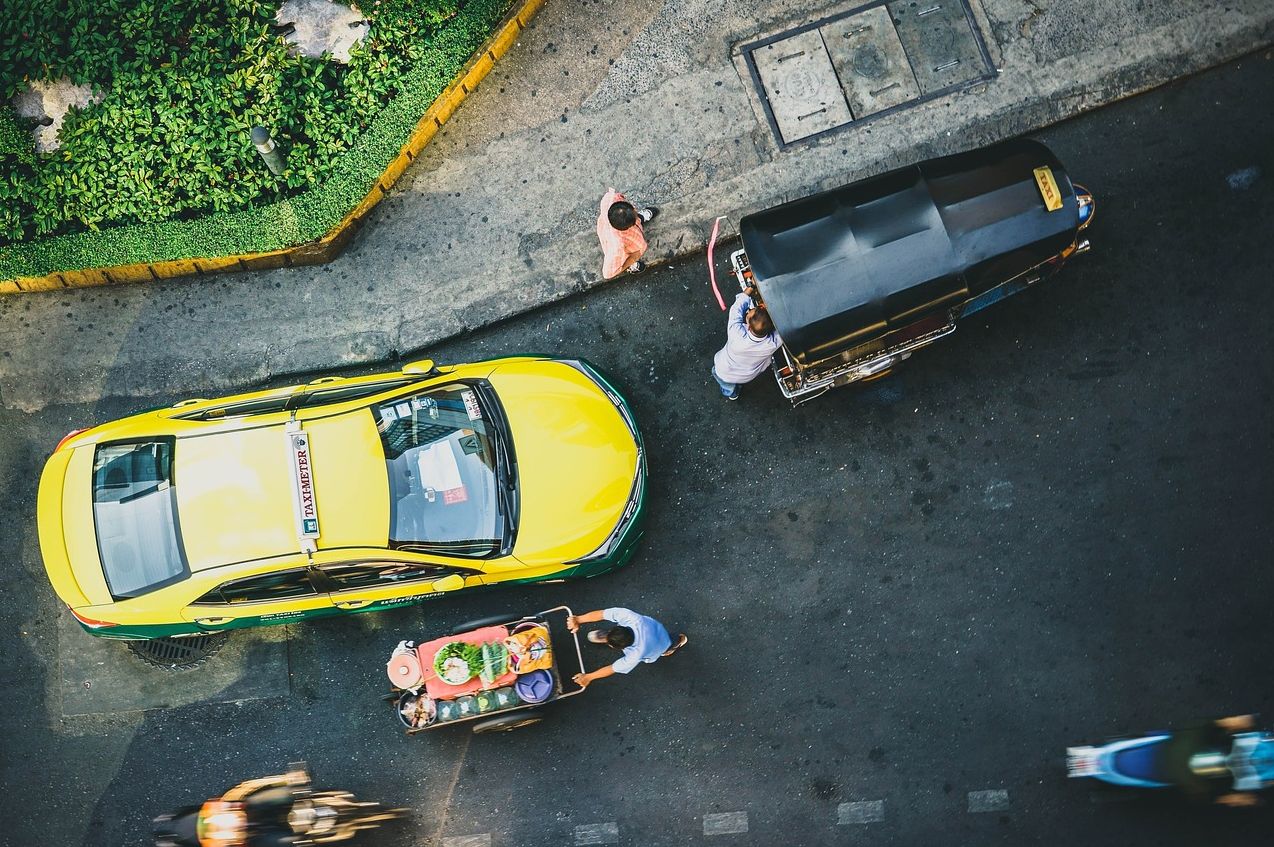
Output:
top-left (432, 573), bottom-right (465, 592)
top-left (402, 358), bottom-right (439, 377)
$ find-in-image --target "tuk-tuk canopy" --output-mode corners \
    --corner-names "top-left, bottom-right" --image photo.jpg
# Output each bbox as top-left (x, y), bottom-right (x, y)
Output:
top-left (740, 139), bottom-right (1079, 365)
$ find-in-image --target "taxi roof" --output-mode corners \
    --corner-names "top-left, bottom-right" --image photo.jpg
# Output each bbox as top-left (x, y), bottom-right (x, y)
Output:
top-left (174, 410), bottom-right (390, 571)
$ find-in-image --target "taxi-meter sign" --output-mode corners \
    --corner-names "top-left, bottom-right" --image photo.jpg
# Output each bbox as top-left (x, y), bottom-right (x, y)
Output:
top-left (285, 423), bottom-right (320, 549)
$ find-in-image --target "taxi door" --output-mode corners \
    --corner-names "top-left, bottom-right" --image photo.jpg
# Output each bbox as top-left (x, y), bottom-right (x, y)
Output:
top-left (180, 562), bottom-right (340, 631)
top-left (310, 553), bottom-right (486, 616)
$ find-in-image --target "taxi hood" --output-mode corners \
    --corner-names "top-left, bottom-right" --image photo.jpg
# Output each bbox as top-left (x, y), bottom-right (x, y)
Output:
top-left (487, 362), bottom-right (639, 564)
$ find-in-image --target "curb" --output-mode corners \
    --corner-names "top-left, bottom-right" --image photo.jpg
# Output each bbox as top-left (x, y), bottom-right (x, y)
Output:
top-left (1, 0), bottom-right (546, 294)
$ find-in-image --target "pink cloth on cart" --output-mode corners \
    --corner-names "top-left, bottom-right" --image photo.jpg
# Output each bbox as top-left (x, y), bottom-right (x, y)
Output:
top-left (418, 625), bottom-right (517, 700)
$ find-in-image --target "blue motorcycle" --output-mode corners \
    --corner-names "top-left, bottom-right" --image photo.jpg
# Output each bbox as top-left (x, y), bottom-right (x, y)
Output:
top-left (1068, 715), bottom-right (1274, 805)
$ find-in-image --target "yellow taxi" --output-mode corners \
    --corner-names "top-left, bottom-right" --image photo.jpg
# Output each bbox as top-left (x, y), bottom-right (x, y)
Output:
top-left (37, 357), bottom-right (645, 640)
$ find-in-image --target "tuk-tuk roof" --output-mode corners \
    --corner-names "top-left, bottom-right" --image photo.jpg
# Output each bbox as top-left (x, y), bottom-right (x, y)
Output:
top-left (740, 139), bottom-right (1078, 365)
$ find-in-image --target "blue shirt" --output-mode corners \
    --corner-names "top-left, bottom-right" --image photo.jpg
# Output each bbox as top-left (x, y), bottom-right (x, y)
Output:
top-left (604, 607), bottom-right (672, 674)
top-left (712, 292), bottom-right (781, 383)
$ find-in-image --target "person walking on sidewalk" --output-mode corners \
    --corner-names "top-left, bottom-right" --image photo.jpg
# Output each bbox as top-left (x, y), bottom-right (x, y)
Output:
top-left (568, 606), bottom-right (687, 688)
top-left (711, 285), bottom-right (781, 400)
top-left (597, 188), bottom-right (659, 279)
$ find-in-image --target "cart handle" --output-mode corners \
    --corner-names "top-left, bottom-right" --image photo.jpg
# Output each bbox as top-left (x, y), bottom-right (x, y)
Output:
top-left (534, 605), bottom-right (587, 683)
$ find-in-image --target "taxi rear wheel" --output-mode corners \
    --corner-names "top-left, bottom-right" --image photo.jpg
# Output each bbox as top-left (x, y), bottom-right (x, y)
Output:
top-left (126, 632), bottom-right (229, 671)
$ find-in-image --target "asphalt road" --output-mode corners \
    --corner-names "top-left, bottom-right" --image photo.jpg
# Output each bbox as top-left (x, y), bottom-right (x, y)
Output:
top-left (2, 54), bottom-right (1272, 847)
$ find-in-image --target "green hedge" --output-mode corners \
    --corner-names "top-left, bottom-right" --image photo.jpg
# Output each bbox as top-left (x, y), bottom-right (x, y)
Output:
top-left (0, 106), bottom-right (33, 161)
top-left (0, 0), bottom-right (510, 281)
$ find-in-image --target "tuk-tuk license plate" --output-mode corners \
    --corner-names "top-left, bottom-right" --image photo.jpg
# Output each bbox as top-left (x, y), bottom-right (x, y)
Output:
top-left (1034, 166), bottom-right (1063, 211)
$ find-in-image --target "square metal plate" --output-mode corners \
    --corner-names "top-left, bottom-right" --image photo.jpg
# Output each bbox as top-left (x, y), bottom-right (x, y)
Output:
top-left (888, 0), bottom-right (989, 94)
top-left (740, 0), bottom-right (994, 148)
top-left (820, 6), bottom-right (921, 119)
top-left (751, 29), bottom-right (853, 144)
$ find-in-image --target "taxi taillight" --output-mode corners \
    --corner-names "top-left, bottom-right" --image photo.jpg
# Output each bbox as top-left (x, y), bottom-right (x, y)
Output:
top-left (55, 428), bottom-right (88, 451)
top-left (69, 607), bottom-right (118, 629)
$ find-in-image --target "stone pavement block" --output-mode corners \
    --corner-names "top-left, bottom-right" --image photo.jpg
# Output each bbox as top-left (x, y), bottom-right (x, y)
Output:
top-left (57, 612), bottom-right (290, 717)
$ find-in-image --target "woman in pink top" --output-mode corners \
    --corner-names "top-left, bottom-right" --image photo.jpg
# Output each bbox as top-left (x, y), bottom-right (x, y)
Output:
top-left (596, 188), bottom-right (659, 279)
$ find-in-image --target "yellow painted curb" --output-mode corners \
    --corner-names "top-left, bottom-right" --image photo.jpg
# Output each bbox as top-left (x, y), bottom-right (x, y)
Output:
top-left (5, 0), bottom-right (545, 294)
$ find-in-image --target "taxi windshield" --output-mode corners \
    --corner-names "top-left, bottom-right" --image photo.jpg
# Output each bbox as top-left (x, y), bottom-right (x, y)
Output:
top-left (373, 383), bottom-right (506, 556)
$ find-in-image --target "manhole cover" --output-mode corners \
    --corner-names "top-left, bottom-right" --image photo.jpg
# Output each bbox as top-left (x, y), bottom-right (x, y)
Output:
top-left (821, 6), bottom-right (919, 118)
top-left (740, 0), bottom-right (993, 147)
top-left (127, 632), bottom-right (230, 671)
top-left (889, 0), bottom-right (990, 94)
top-left (751, 29), bottom-right (853, 143)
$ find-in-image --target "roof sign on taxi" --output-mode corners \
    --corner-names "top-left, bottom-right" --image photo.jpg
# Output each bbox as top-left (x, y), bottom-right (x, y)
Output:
top-left (284, 422), bottom-right (319, 553)
top-left (1033, 165), bottom-right (1063, 211)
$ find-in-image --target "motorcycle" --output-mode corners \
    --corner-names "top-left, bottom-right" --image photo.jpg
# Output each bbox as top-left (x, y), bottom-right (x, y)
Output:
top-left (153, 763), bottom-right (406, 846)
top-left (1067, 715), bottom-right (1274, 805)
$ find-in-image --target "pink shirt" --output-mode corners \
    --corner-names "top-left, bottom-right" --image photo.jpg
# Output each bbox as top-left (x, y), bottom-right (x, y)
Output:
top-left (596, 189), bottom-right (647, 279)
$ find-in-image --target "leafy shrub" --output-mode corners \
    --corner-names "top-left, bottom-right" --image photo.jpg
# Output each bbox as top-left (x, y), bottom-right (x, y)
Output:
top-left (0, 0), bottom-right (512, 280)
top-left (0, 0), bottom-right (498, 246)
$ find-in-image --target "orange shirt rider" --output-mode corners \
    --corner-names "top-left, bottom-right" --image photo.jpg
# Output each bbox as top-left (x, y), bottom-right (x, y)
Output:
top-left (596, 189), bottom-right (648, 280)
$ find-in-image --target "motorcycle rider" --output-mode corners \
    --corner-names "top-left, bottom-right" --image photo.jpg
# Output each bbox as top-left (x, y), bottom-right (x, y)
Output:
top-left (155, 765), bottom-right (311, 847)
top-left (1163, 714), bottom-right (1261, 806)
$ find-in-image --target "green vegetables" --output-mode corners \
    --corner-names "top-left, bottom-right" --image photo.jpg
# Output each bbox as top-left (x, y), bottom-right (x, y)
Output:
top-left (479, 641), bottom-right (508, 685)
top-left (433, 641), bottom-right (483, 684)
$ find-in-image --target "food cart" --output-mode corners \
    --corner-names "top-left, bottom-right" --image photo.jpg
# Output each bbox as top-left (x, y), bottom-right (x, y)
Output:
top-left (385, 606), bottom-right (586, 735)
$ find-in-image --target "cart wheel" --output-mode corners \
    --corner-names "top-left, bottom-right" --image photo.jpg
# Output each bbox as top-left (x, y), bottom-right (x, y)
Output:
top-left (451, 612), bottom-right (524, 634)
top-left (471, 711), bottom-right (544, 734)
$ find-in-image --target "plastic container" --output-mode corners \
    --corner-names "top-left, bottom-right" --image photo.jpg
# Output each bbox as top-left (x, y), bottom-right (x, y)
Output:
top-left (396, 691), bottom-right (436, 728)
top-left (436, 699), bottom-right (463, 723)
top-left (514, 669), bottom-right (553, 704)
top-left (492, 686), bottom-right (521, 709)
top-left (387, 651), bottom-right (423, 690)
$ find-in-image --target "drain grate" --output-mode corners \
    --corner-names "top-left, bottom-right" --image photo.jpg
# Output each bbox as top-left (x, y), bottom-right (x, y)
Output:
top-left (740, 0), bottom-right (994, 147)
top-left (127, 632), bottom-right (230, 671)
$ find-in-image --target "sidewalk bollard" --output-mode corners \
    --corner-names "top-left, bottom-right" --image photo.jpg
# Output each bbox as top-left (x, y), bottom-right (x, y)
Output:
top-left (251, 126), bottom-right (286, 175)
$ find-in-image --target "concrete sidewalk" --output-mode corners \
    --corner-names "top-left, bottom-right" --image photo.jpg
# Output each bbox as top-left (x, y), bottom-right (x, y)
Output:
top-left (1, 0), bottom-right (1271, 412)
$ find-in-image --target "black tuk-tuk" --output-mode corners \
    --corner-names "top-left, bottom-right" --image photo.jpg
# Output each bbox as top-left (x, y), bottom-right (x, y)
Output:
top-left (728, 139), bottom-right (1094, 403)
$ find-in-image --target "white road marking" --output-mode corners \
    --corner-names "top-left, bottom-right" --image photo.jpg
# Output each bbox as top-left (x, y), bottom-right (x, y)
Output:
top-left (574, 821), bottom-right (620, 845)
top-left (967, 789), bottom-right (1010, 813)
top-left (984, 480), bottom-right (1014, 510)
top-left (837, 800), bottom-right (885, 824)
top-left (703, 811), bottom-right (749, 835)
top-left (1227, 166), bottom-right (1260, 191)
top-left (444, 836), bottom-right (491, 847)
